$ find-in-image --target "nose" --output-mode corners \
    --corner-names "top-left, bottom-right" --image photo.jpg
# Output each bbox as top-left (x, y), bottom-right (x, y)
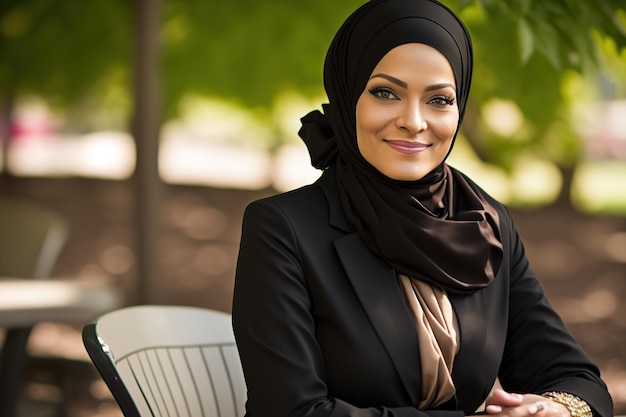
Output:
top-left (396, 102), bottom-right (427, 133)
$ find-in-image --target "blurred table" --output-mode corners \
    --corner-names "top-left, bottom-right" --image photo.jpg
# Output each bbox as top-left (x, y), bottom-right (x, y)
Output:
top-left (0, 279), bottom-right (122, 327)
top-left (0, 278), bottom-right (123, 417)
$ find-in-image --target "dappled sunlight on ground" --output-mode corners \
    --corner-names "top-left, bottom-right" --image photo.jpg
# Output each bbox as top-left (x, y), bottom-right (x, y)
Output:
top-left (7, 132), bottom-right (135, 179)
top-left (159, 136), bottom-right (273, 189)
top-left (573, 160), bottom-right (626, 214)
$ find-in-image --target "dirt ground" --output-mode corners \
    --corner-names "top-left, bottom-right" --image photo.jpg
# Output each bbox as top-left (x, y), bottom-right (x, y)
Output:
top-left (3, 176), bottom-right (625, 416)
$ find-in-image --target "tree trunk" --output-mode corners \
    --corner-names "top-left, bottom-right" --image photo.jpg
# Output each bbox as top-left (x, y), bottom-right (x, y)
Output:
top-left (0, 93), bottom-right (15, 192)
top-left (552, 164), bottom-right (577, 212)
top-left (131, 0), bottom-right (161, 305)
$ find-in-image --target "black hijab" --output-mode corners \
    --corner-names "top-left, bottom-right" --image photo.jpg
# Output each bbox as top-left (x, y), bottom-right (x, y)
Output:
top-left (299, 0), bottom-right (503, 294)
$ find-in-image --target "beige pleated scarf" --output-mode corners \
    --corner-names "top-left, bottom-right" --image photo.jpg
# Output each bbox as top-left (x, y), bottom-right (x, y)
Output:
top-left (398, 274), bottom-right (459, 409)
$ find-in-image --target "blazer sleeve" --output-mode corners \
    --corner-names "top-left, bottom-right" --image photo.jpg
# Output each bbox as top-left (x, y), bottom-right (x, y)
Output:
top-left (497, 207), bottom-right (613, 417)
top-left (232, 198), bottom-right (464, 417)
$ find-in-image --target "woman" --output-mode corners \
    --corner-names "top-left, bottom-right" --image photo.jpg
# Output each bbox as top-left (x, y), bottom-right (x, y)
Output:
top-left (232, 0), bottom-right (613, 416)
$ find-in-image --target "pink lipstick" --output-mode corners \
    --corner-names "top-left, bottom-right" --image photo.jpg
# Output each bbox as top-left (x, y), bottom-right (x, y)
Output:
top-left (384, 140), bottom-right (430, 154)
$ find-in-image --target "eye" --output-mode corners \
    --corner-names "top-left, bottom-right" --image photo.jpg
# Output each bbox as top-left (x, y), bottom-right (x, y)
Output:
top-left (368, 87), bottom-right (399, 100)
top-left (429, 95), bottom-right (456, 106)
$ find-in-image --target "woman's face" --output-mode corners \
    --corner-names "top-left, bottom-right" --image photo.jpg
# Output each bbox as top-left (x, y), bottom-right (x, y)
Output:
top-left (355, 43), bottom-right (459, 181)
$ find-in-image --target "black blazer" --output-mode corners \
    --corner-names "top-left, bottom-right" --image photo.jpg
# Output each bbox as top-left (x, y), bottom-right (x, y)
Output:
top-left (232, 167), bottom-right (612, 417)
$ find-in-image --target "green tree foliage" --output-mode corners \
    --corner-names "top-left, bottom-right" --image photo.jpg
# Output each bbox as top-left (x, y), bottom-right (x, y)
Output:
top-left (0, 0), bottom-right (130, 107)
top-left (160, 0), bottom-right (364, 113)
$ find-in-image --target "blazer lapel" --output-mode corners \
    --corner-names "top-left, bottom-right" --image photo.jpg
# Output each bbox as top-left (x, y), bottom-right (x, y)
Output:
top-left (449, 291), bottom-right (490, 412)
top-left (335, 233), bottom-right (422, 406)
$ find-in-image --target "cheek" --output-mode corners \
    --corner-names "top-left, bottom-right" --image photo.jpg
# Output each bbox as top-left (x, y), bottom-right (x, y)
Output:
top-left (356, 101), bottom-right (375, 132)
top-left (356, 103), bottom-right (392, 139)
top-left (435, 113), bottom-right (459, 142)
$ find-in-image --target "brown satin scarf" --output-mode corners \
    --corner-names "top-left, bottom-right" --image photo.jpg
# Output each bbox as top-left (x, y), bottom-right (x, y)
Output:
top-left (399, 274), bottom-right (459, 408)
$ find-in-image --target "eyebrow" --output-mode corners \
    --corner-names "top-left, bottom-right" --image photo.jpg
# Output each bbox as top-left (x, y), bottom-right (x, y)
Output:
top-left (369, 73), bottom-right (456, 92)
top-left (425, 83), bottom-right (456, 92)
top-left (370, 73), bottom-right (407, 88)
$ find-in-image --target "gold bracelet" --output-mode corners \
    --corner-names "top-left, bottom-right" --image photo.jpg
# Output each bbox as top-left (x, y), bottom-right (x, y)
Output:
top-left (542, 391), bottom-right (593, 417)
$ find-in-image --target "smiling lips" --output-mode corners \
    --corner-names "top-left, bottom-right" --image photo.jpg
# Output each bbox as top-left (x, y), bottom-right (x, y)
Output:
top-left (384, 139), bottom-right (431, 154)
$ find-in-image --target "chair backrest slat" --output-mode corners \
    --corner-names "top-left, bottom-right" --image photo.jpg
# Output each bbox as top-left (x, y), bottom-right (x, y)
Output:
top-left (83, 305), bottom-right (247, 417)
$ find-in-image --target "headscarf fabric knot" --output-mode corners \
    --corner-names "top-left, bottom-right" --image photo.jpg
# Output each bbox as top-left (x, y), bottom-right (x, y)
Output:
top-left (299, 106), bottom-right (338, 170)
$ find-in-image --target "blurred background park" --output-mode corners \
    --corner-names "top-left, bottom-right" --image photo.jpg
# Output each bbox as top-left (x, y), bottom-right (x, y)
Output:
top-left (0, 0), bottom-right (625, 415)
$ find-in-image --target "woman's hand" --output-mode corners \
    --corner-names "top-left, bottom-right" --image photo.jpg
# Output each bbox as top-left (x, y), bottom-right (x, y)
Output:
top-left (484, 389), bottom-right (523, 413)
top-left (481, 389), bottom-right (570, 416)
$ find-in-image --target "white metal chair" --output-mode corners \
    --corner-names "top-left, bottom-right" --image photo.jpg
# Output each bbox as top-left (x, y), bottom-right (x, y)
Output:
top-left (82, 305), bottom-right (247, 417)
top-left (0, 196), bottom-right (68, 417)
